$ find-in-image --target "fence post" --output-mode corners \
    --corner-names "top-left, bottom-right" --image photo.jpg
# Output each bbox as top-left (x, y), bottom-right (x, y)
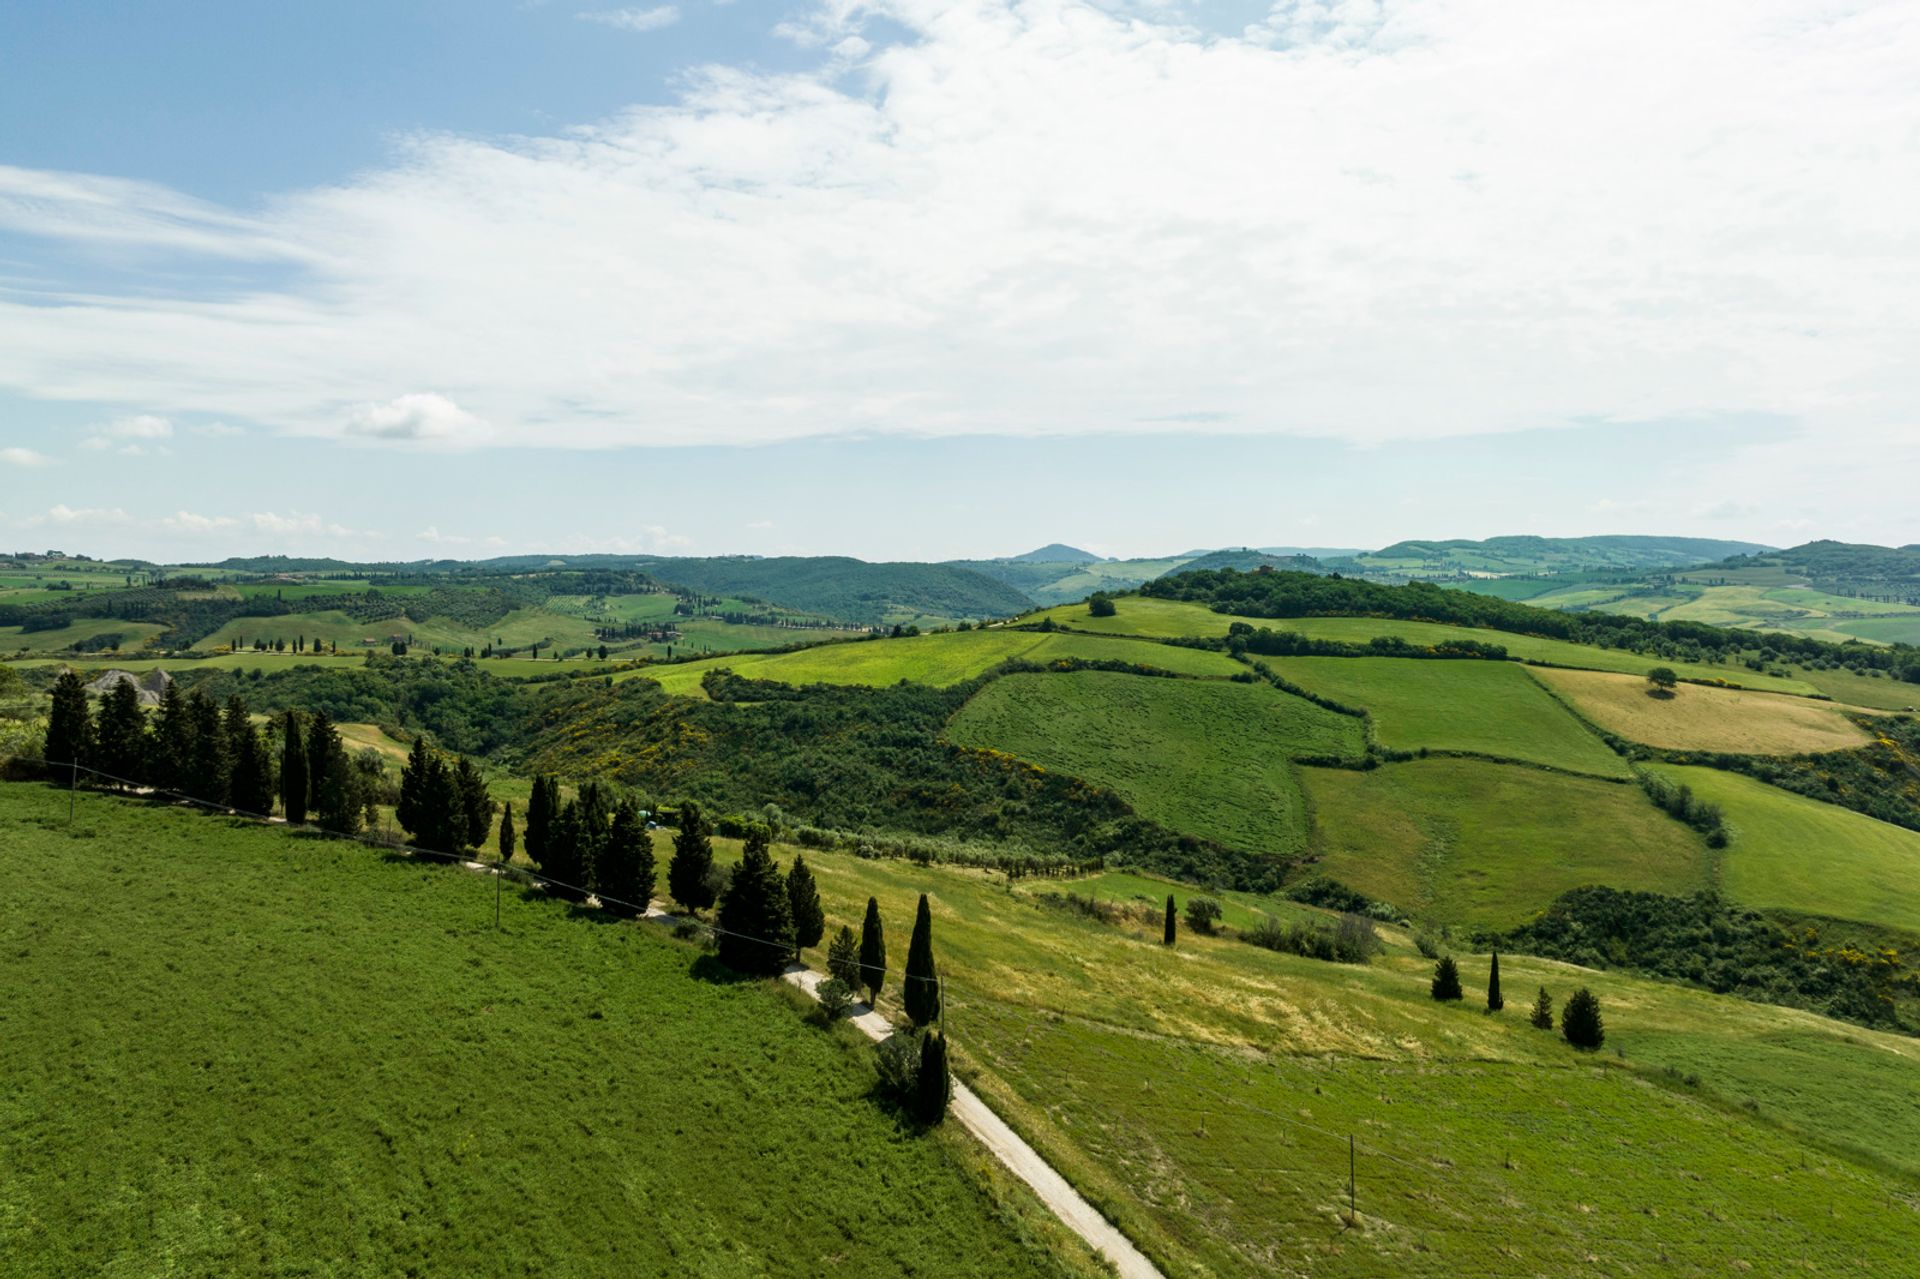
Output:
top-left (495, 861), bottom-right (503, 930)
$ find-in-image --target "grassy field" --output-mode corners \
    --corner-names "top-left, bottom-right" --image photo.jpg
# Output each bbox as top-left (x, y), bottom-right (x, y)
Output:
top-left (629, 628), bottom-right (1243, 696)
top-left (0, 618), bottom-right (170, 654)
top-left (1264, 656), bottom-right (1633, 777)
top-left (1299, 757), bottom-right (1708, 928)
top-left (1794, 665), bottom-right (1920, 711)
top-left (192, 607), bottom-right (608, 656)
top-left (0, 784), bottom-right (1094, 1278)
top-left (1529, 666), bottom-right (1875, 754)
top-left (1649, 764), bottom-right (1920, 936)
top-left (680, 825), bottom-right (1920, 1277)
top-left (945, 670), bottom-right (1365, 855)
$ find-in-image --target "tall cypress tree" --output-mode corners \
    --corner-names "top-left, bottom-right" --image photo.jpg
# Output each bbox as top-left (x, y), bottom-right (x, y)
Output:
top-left (94, 679), bottom-right (147, 786)
top-left (859, 896), bottom-right (887, 1008)
top-left (904, 894), bottom-right (940, 1027)
top-left (717, 832), bottom-right (793, 975)
top-left (599, 796), bottom-right (655, 913)
top-left (417, 753), bottom-right (460, 857)
top-left (524, 775), bottom-right (554, 865)
top-left (454, 756), bottom-right (492, 850)
top-left (498, 802), bottom-right (517, 864)
top-left (542, 798), bottom-right (585, 893)
top-left (280, 711), bottom-right (308, 823)
top-left (397, 735), bottom-right (431, 839)
top-left (786, 851), bottom-right (825, 961)
top-left (914, 1029), bottom-right (950, 1123)
top-left (184, 690), bottom-right (227, 803)
top-left (314, 747), bottom-right (360, 835)
top-left (1164, 895), bottom-right (1177, 946)
top-left (1487, 950), bottom-right (1504, 1012)
top-left (667, 800), bottom-right (716, 913)
top-left (305, 709), bottom-right (340, 819)
top-left (45, 669), bottom-right (90, 777)
top-left (150, 681), bottom-right (191, 794)
top-left (224, 696), bottom-right (272, 814)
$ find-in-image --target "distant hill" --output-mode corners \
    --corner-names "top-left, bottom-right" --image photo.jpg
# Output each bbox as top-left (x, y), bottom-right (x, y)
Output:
top-left (1257, 546), bottom-right (1365, 560)
top-left (1170, 548), bottom-right (1326, 576)
top-left (1703, 540), bottom-right (1920, 602)
top-left (1345, 535), bottom-right (1776, 578)
top-left (1005, 543), bottom-right (1102, 564)
top-left (622, 556), bottom-right (1033, 624)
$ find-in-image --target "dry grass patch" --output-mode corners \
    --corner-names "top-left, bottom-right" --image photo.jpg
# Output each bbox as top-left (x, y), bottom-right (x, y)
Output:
top-left (1529, 666), bottom-right (1873, 755)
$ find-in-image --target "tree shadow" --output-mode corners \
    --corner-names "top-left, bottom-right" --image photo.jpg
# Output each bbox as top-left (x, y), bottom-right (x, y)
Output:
top-left (688, 953), bottom-right (759, 986)
top-left (1645, 688), bottom-right (1677, 700)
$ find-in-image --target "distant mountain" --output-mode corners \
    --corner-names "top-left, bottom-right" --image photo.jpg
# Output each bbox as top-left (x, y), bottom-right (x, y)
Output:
top-left (1345, 535), bottom-right (1777, 578)
top-left (1006, 543), bottom-right (1102, 564)
top-left (1710, 540), bottom-right (1920, 600)
top-left (1258, 546), bottom-right (1366, 560)
top-left (1170, 548), bottom-right (1326, 576)
top-left (621, 555), bottom-right (1033, 624)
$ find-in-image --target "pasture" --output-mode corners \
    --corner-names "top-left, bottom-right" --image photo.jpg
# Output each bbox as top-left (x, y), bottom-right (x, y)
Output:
top-left (0, 618), bottom-right (169, 654)
top-left (1263, 656), bottom-right (1633, 777)
top-left (1649, 764), bottom-right (1920, 936)
top-left (0, 784), bottom-right (1090, 1279)
top-left (1298, 758), bottom-right (1708, 928)
top-left (1529, 665), bottom-right (1876, 754)
top-left (944, 670), bottom-right (1365, 855)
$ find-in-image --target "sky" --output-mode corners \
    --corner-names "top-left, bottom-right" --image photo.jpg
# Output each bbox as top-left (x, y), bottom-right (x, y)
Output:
top-left (1, 0), bottom-right (1916, 564)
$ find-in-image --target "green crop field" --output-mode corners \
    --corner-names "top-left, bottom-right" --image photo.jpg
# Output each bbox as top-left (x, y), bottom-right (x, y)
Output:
top-left (628, 628), bottom-right (1243, 696)
top-left (1529, 666), bottom-right (1875, 754)
top-left (674, 818), bottom-right (1920, 1277)
top-left (1299, 757), bottom-right (1707, 928)
top-left (193, 606), bottom-right (607, 656)
top-left (1024, 596), bottom-right (1238, 638)
top-left (945, 670), bottom-right (1364, 855)
top-left (1793, 665), bottom-right (1920, 711)
top-left (0, 784), bottom-right (1091, 1279)
top-left (1649, 764), bottom-right (1920, 936)
top-left (0, 618), bottom-right (170, 654)
top-left (1264, 656), bottom-right (1633, 777)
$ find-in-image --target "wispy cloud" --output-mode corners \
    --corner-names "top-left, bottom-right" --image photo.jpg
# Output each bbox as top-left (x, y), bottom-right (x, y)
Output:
top-left (1, 446), bottom-right (52, 467)
top-left (577, 6), bottom-right (679, 33)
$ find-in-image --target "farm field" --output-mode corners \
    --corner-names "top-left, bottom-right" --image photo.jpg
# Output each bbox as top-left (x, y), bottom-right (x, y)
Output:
top-left (945, 670), bottom-right (1365, 856)
top-left (192, 606), bottom-right (606, 655)
top-left (0, 785), bottom-right (1091, 1279)
top-left (629, 628), bottom-right (1243, 696)
top-left (1298, 757), bottom-right (1707, 928)
top-left (1264, 656), bottom-right (1634, 777)
top-left (0, 618), bottom-right (169, 654)
top-left (1648, 764), bottom-right (1920, 937)
top-left (1793, 665), bottom-right (1920, 711)
top-left (1529, 665), bottom-right (1876, 754)
top-left (676, 820), bottom-right (1920, 1277)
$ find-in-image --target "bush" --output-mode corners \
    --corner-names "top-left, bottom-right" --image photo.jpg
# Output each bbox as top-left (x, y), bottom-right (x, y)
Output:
top-left (1088, 593), bottom-right (1117, 618)
top-left (874, 1031), bottom-right (922, 1102)
top-left (1563, 987), bottom-right (1605, 1049)
top-left (1184, 896), bottom-right (1223, 934)
top-left (816, 977), bottom-right (854, 1019)
top-left (1241, 913), bottom-right (1379, 964)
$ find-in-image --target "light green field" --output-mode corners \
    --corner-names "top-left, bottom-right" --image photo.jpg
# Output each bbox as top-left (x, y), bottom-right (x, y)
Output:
top-left (1530, 666), bottom-right (1875, 755)
top-left (1795, 665), bottom-right (1920, 711)
top-left (229, 580), bottom-right (433, 601)
top-left (946, 670), bottom-right (1365, 855)
top-left (1300, 758), bottom-right (1707, 928)
top-left (629, 628), bottom-right (1243, 696)
top-left (0, 619), bottom-right (169, 653)
top-left (193, 606), bottom-right (606, 655)
top-left (1025, 596), bottom-right (1238, 638)
top-left (1266, 656), bottom-right (1633, 777)
top-left (1649, 764), bottom-right (1920, 936)
top-left (1830, 616), bottom-right (1920, 645)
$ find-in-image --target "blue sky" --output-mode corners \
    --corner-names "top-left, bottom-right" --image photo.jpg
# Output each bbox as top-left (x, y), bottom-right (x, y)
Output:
top-left (2, 1), bottom-right (1915, 562)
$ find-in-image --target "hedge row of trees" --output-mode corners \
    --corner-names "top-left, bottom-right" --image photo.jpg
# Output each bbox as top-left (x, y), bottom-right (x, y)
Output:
top-left (45, 670), bottom-right (278, 813)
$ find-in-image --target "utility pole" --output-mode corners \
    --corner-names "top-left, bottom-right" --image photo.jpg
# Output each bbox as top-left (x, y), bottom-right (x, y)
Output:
top-left (495, 861), bottom-right (503, 930)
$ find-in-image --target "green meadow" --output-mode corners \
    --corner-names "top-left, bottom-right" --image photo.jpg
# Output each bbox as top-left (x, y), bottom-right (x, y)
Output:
top-left (0, 785), bottom-right (1093, 1279)
top-left (945, 669), bottom-right (1364, 855)
top-left (0, 618), bottom-right (170, 654)
top-left (1264, 656), bottom-right (1634, 777)
top-left (1299, 757), bottom-right (1708, 928)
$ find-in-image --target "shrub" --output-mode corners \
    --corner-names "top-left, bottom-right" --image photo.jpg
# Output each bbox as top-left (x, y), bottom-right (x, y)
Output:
top-left (1431, 955), bottom-right (1463, 1001)
top-left (1184, 896), bottom-right (1223, 934)
top-left (1530, 985), bottom-right (1554, 1030)
top-left (1413, 930), bottom-right (1444, 960)
top-left (1088, 593), bottom-right (1117, 618)
top-left (1241, 913), bottom-right (1379, 965)
top-left (816, 977), bottom-right (854, 1019)
top-left (1563, 987), bottom-right (1605, 1049)
top-left (874, 1031), bottom-right (921, 1101)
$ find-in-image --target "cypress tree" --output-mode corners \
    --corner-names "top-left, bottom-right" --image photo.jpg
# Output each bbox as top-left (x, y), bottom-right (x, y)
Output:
top-left (524, 775), bottom-right (554, 865)
top-left (314, 747), bottom-right (360, 835)
top-left (1530, 985), bottom-right (1554, 1030)
top-left (397, 735), bottom-right (430, 839)
top-left (668, 800), bottom-right (717, 913)
top-left (904, 893), bottom-right (940, 1027)
top-left (498, 802), bottom-right (516, 864)
top-left (1430, 955), bottom-right (1463, 1002)
top-left (859, 896), bottom-right (887, 1008)
top-left (914, 1029), bottom-right (951, 1124)
top-left (417, 753), bottom-right (459, 856)
top-left (543, 798), bottom-right (585, 889)
top-left (454, 755), bottom-right (492, 850)
top-left (94, 679), bottom-right (147, 786)
top-left (786, 850), bottom-right (826, 961)
top-left (279, 711), bottom-right (308, 823)
top-left (574, 782), bottom-right (611, 892)
top-left (185, 690), bottom-right (227, 803)
top-left (306, 709), bottom-right (340, 819)
top-left (150, 681), bottom-right (191, 793)
top-left (1164, 894), bottom-right (1176, 946)
top-left (716, 832), bottom-right (793, 975)
top-left (1562, 987), bottom-right (1605, 1050)
top-left (1487, 950), bottom-right (1504, 1011)
top-left (827, 925), bottom-right (862, 990)
top-left (45, 669), bottom-right (90, 777)
top-left (599, 797), bottom-right (655, 913)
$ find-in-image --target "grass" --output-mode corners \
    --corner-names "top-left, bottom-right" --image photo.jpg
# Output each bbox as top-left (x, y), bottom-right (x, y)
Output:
top-left (0, 783), bottom-right (1094, 1279)
top-left (1649, 764), bottom-right (1920, 936)
top-left (1264, 656), bottom-right (1633, 777)
top-left (628, 628), bottom-right (1243, 697)
top-left (1794, 665), bottom-right (1920, 711)
top-left (1298, 757), bottom-right (1708, 929)
top-left (0, 619), bottom-right (170, 654)
top-left (945, 670), bottom-right (1365, 855)
top-left (1529, 666), bottom-right (1875, 754)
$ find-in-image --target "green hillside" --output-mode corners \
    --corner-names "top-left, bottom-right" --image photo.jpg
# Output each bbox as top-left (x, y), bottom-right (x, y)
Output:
top-left (946, 669), bottom-right (1365, 856)
top-left (625, 556), bottom-right (1034, 624)
top-left (1338, 534), bottom-right (1774, 578)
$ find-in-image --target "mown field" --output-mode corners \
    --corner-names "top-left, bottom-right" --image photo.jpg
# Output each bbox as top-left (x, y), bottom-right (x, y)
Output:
top-left (944, 670), bottom-right (1364, 855)
top-left (1650, 763), bottom-right (1920, 937)
top-left (0, 618), bottom-right (170, 654)
top-left (679, 824), bottom-right (1920, 1278)
top-left (629, 628), bottom-right (1242, 696)
top-left (1529, 666), bottom-right (1875, 754)
top-left (1264, 656), bottom-right (1633, 777)
top-left (0, 784), bottom-right (1094, 1278)
top-left (1299, 757), bottom-right (1708, 929)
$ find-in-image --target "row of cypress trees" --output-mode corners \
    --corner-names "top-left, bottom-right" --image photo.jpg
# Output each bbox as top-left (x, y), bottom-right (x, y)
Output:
top-left (46, 669), bottom-right (276, 816)
top-left (395, 735), bottom-right (494, 855)
top-left (1433, 952), bottom-right (1605, 1048)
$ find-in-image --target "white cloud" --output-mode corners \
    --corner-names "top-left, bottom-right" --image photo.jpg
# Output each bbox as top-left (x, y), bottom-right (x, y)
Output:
top-left (79, 413), bottom-right (175, 455)
top-left (417, 525), bottom-right (470, 545)
top-left (1, 447), bottom-right (52, 466)
top-left (578, 6), bottom-right (679, 32)
top-left (189, 422), bottom-right (245, 437)
top-left (160, 510), bottom-right (239, 533)
top-left (0, 0), bottom-right (1916, 477)
top-left (248, 510), bottom-right (365, 538)
top-left (26, 504), bottom-right (131, 527)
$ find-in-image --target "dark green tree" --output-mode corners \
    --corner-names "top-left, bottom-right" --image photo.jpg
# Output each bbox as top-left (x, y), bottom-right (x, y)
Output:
top-left (454, 755), bottom-right (492, 850)
top-left (716, 831), bottom-right (792, 974)
top-left (524, 774), bottom-right (555, 865)
top-left (904, 893), bottom-right (940, 1027)
top-left (1646, 666), bottom-right (1679, 695)
top-left (668, 800), bottom-right (717, 913)
top-left (1088, 592), bottom-right (1117, 618)
top-left (598, 796), bottom-right (655, 913)
top-left (416, 752), bottom-right (460, 856)
top-left (859, 896), bottom-right (887, 1007)
top-left (786, 850), bottom-right (826, 961)
top-left (1164, 894), bottom-right (1176, 946)
top-left (1530, 985), bottom-right (1554, 1030)
top-left (397, 734), bottom-right (430, 839)
top-left (914, 1029), bottom-right (951, 1123)
top-left (224, 696), bottom-right (273, 814)
top-left (498, 802), bottom-right (516, 864)
top-left (827, 925), bottom-right (862, 990)
top-left (573, 781), bottom-right (611, 892)
top-left (1431, 955), bottom-right (1463, 1002)
top-left (1562, 987), bottom-right (1605, 1049)
top-left (306, 709), bottom-right (342, 819)
top-left (184, 690), bottom-right (228, 803)
top-left (94, 679), bottom-right (147, 786)
top-left (279, 711), bottom-right (308, 823)
top-left (542, 798), bottom-right (586, 890)
top-left (45, 669), bottom-right (90, 777)
top-left (1487, 950), bottom-right (1504, 1012)
top-left (314, 747), bottom-right (361, 835)
top-left (150, 680), bottom-right (191, 793)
